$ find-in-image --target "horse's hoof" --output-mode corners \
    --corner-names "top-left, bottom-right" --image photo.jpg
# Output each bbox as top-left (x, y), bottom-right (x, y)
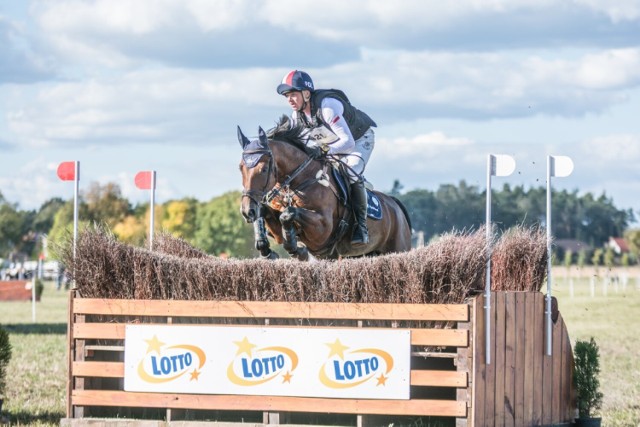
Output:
top-left (256, 239), bottom-right (269, 251)
top-left (262, 251), bottom-right (279, 260)
top-left (297, 249), bottom-right (309, 262)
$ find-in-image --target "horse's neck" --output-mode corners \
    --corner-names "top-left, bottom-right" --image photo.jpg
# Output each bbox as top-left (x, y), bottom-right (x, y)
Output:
top-left (270, 140), bottom-right (311, 180)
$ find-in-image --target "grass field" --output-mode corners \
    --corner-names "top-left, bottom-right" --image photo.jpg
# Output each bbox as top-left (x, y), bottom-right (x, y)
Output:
top-left (0, 272), bottom-right (639, 426)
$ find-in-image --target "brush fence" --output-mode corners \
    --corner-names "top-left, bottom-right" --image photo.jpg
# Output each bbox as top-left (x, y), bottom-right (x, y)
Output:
top-left (66, 291), bottom-right (576, 426)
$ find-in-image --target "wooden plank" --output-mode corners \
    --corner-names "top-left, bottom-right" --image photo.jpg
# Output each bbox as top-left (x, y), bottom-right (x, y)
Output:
top-left (541, 297), bottom-right (553, 425)
top-left (561, 313), bottom-right (576, 421)
top-left (483, 291), bottom-right (496, 427)
top-left (560, 317), bottom-right (572, 423)
top-left (523, 293), bottom-right (535, 424)
top-left (84, 345), bottom-right (124, 353)
top-left (514, 292), bottom-right (526, 427)
top-left (411, 328), bottom-right (468, 347)
top-left (493, 291), bottom-right (506, 427)
top-left (66, 289), bottom-right (74, 418)
top-left (472, 291), bottom-right (486, 426)
top-left (557, 318), bottom-right (568, 421)
top-left (551, 310), bottom-right (562, 423)
top-left (72, 363), bottom-right (468, 388)
top-left (71, 390), bottom-right (467, 417)
top-left (74, 323), bottom-right (125, 340)
top-left (72, 303), bottom-right (86, 419)
top-left (73, 299), bottom-right (469, 322)
top-left (73, 323), bottom-right (468, 348)
top-left (410, 370), bottom-right (468, 387)
top-left (532, 292), bottom-right (544, 426)
top-left (73, 361), bottom-right (124, 378)
top-left (503, 292), bottom-right (516, 427)
top-left (456, 319), bottom-right (472, 427)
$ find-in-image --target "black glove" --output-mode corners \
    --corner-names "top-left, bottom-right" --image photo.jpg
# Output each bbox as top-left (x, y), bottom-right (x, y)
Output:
top-left (306, 145), bottom-right (325, 160)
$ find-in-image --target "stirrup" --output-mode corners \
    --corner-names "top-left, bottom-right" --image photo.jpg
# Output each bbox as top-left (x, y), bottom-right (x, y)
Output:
top-left (351, 226), bottom-right (369, 246)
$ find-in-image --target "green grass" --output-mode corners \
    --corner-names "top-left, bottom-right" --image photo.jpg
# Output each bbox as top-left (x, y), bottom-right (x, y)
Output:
top-left (0, 282), bottom-right (67, 426)
top-left (1, 275), bottom-right (639, 426)
top-left (549, 272), bottom-right (640, 427)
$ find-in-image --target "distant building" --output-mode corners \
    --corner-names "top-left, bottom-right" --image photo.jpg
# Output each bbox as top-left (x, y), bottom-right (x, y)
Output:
top-left (606, 237), bottom-right (630, 255)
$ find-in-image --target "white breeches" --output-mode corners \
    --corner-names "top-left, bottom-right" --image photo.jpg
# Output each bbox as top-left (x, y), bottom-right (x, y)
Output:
top-left (343, 128), bottom-right (375, 183)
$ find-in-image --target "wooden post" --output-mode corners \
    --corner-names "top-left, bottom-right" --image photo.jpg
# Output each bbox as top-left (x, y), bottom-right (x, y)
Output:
top-left (66, 289), bottom-right (74, 418)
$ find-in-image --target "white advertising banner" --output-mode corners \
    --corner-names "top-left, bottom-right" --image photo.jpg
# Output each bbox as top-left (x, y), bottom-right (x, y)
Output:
top-left (124, 325), bottom-right (411, 399)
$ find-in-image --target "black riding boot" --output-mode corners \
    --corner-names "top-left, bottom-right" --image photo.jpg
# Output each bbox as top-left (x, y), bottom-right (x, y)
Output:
top-left (350, 181), bottom-right (369, 246)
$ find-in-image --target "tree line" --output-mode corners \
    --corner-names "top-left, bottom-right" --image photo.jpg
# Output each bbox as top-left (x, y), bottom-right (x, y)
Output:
top-left (0, 180), bottom-right (637, 262)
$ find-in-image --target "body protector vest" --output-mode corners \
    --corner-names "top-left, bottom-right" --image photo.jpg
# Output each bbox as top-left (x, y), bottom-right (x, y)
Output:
top-left (305, 89), bottom-right (377, 141)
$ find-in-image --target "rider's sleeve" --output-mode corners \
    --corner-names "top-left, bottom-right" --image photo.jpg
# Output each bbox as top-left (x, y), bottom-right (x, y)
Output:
top-left (320, 98), bottom-right (355, 155)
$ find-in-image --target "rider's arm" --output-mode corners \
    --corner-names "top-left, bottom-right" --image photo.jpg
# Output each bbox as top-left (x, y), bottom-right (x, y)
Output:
top-left (320, 98), bottom-right (355, 155)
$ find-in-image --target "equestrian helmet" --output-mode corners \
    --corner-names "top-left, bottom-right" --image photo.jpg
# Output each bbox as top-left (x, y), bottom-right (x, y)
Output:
top-left (277, 70), bottom-right (314, 95)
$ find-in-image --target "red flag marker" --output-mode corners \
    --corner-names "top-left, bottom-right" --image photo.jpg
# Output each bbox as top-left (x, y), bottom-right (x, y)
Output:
top-left (57, 161), bottom-right (76, 181)
top-left (134, 171), bottom-right (154, 190)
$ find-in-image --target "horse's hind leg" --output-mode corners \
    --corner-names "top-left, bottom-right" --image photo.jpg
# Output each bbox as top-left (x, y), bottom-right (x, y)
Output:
top-left (279, 207), bottom-right (309, 261)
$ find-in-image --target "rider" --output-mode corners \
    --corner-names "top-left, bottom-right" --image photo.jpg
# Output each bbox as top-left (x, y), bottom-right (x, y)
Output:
top-left (276, 70), bottom-right (377, 247)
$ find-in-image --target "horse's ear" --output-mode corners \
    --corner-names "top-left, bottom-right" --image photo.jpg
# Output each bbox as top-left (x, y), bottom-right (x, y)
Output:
top-left (237, 126), bottom-right (251, 150)
top-left (258, 127), bottom-right (268, 147)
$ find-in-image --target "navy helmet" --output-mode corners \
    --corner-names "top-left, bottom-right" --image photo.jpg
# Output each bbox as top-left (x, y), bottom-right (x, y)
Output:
top-left (277, 70), bottom-right (314, 95)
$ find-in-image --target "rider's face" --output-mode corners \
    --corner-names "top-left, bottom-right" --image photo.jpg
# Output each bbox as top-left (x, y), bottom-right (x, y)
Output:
top-left (284, 91), bottom-right (308, 112)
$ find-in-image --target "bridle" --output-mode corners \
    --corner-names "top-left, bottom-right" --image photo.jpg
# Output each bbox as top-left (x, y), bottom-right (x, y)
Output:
top-left (241, 148), bottom-right (274, 208)
top-left (241, 144), bottom-right (319, 211)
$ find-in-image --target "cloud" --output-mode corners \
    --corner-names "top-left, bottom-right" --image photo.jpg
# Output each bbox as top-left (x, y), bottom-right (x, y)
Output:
top-left (4, 67), bottom-right (284, 148)
top-left (0, 15), bottom-right (55, 84)
top-left (265, 0), bottom-right (640, 50)
top-left (0, 156), bottom-right (62, 210)
top-left (4, 46), bottom-right (640, 150)
top-left (28, 0), bottom-right (640, 72)
top-left (334, 48), bottom-right (640, 121)
top-left (32, 0), bottom-right (358, 69)
top-left (581, 133), bottom-right (640, 162)
top-left (377, 132), bottom-right (474, 158)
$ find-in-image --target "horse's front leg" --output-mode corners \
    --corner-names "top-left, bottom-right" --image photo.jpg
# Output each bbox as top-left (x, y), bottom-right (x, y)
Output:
top-left (279, 207), bottom-right (309, 261)
top-left (253, 216), bottom-right (279, 260)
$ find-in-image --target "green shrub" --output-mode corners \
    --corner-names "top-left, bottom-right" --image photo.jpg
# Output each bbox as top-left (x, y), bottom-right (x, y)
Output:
top-left (574, 337), bottom-right (603, 418)
top-left (0, 325), bottom-right (12, 398)
top-left (35, 278), bottom-right (44, 300)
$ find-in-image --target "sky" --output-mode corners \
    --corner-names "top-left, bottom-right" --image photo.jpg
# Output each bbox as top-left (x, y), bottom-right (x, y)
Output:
top-left (1, 0), bottom-right (639, 222)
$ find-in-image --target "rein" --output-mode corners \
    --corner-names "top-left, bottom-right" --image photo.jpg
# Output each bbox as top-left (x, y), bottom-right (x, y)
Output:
top-left (264, 156), bottom-right (315, 204)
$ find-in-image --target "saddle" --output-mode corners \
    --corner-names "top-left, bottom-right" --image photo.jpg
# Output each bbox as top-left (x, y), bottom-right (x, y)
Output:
top-left (328, 162), bottom-right (383, 220)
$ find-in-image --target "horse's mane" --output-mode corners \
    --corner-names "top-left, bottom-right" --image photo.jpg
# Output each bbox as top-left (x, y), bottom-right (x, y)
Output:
top-left (266, 115), bottom-right (308, 153)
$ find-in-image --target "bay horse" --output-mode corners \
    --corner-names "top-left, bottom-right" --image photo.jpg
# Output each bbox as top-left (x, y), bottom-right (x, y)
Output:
top-left (238, 118), bottom-right (412, 260)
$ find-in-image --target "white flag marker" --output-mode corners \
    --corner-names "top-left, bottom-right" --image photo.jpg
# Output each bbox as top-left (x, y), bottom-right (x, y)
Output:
top-left (485, 154), bottom-right (515, 364)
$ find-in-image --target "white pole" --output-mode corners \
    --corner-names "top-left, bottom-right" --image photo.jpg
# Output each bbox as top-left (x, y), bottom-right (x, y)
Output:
top-left (149, 170), bottom-right (156, 250)
top-left (73, 161), bottom-right (80, 261)
top-left (485, 155), bottom-right (493, 365)
top-left (545, 155), bottom-right (573, 356)
top-left (483, 154), bottom-right (515, 364)
top-left (545, 156), bottom-right (553, 356)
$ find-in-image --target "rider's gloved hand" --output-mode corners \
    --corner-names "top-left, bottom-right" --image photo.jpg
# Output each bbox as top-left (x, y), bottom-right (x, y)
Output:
top-left (307, 145), bottom-right (325, 160)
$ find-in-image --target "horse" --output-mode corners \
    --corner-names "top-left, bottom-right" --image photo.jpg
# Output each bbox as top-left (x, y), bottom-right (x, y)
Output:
top-left (238, 118), bottom-right (412, 261)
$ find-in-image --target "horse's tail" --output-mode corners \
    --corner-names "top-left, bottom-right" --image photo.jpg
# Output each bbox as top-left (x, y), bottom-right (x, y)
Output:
top-left (390, 196), bottom-right (412, 231)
